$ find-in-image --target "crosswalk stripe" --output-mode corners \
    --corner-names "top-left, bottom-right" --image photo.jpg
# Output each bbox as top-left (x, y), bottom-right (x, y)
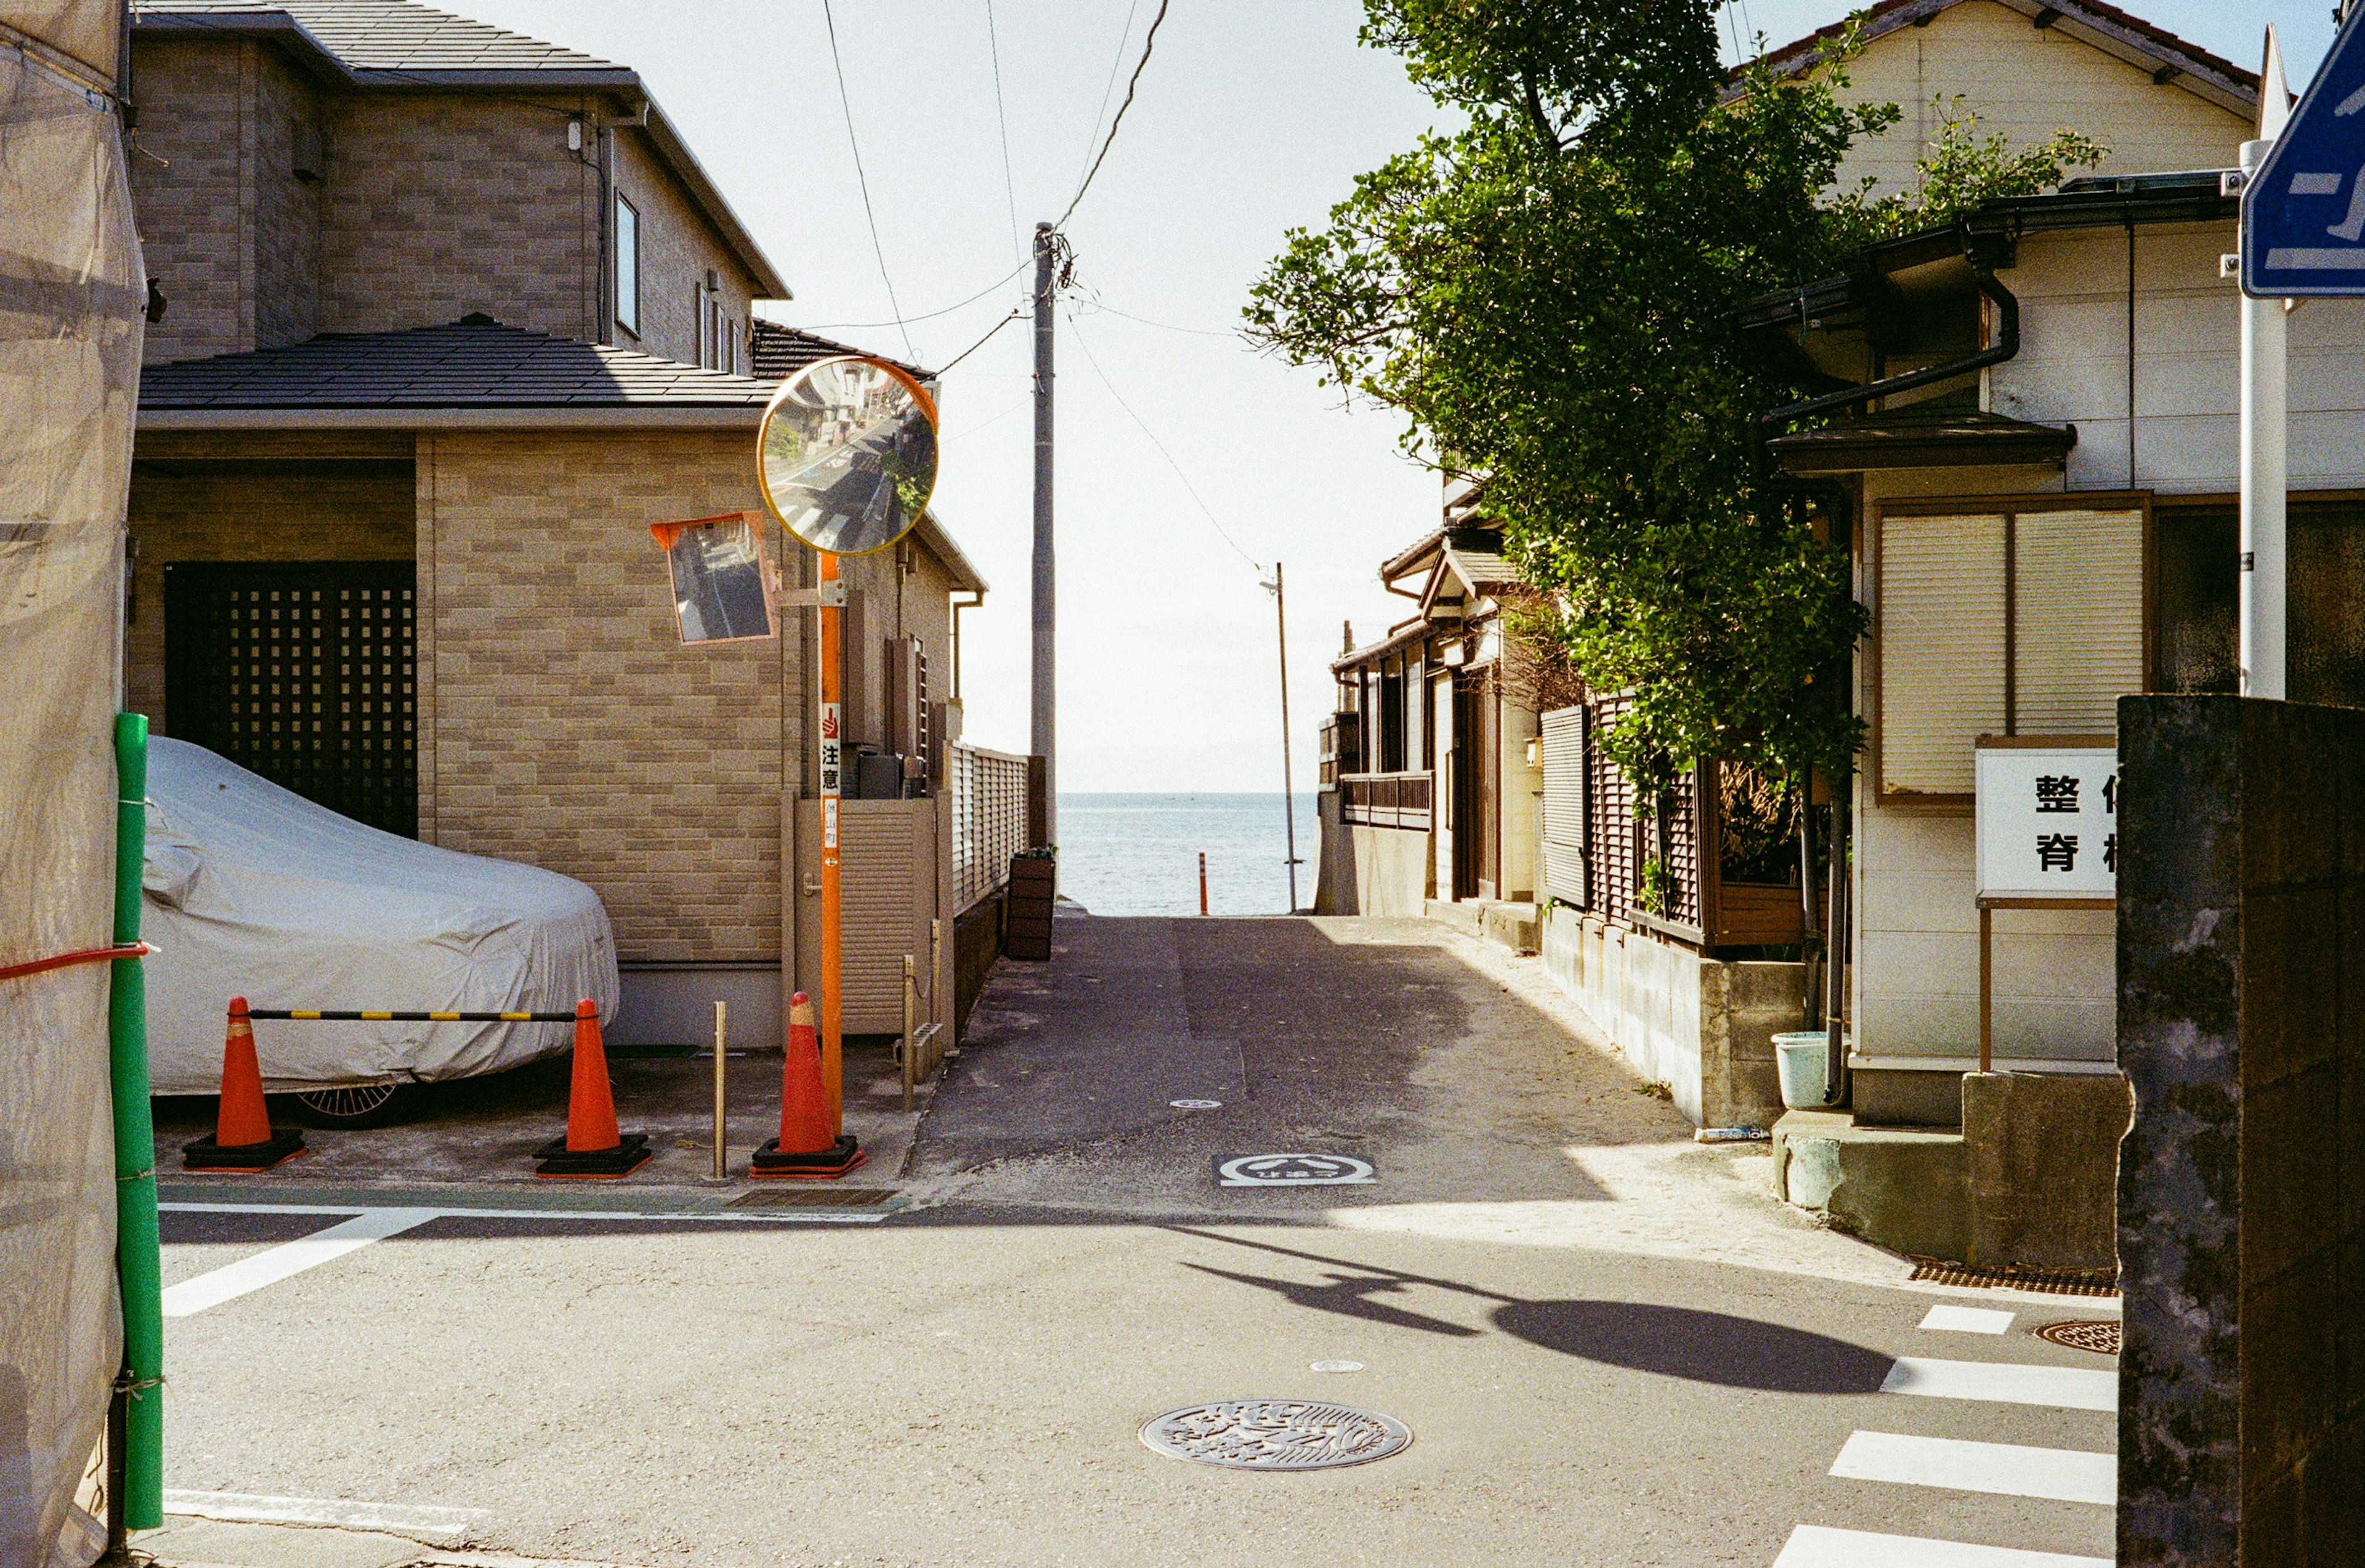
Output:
top-left (1918, 1304), bottom-right (2015, 1334)
top-left (1773, 1524), bottom-right (2112, 1567)
top-left (1882, 1356), bottom-right (2117, 1412)
top-left (1830, 1431), bottom-right (2115, 1505)
top-left (161, 1208), bottom-right (437, 1317)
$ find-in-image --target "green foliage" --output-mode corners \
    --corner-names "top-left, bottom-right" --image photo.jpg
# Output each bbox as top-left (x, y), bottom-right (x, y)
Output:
top-left (1247, 2), bottom-right (2101, 796)
top-left (1833, 98), bottom-right (2109, 244)
top-left (1637, 855), bottom-right (1674, 916)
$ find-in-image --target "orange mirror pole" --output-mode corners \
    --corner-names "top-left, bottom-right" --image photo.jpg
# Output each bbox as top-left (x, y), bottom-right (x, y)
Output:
top-left (818, 549), bottom-right (845, 1134)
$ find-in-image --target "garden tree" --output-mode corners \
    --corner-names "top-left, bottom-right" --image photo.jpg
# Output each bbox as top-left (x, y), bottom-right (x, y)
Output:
top-left (1248, 0), bottom-right (2104, 887)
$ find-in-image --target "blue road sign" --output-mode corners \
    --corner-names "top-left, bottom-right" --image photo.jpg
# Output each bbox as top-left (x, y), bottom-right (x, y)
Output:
top-left (2248, 6), bottom-right (2365, 296)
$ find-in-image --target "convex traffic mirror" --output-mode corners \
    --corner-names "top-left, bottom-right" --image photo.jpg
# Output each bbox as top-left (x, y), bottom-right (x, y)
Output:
top-left (756, 355), bottom-right (939, 556)
top-left (650, 511), bottom-right (780, 644)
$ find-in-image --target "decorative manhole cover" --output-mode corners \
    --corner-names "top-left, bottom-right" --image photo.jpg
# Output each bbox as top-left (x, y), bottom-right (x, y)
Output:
top-left (2033, 1319), bottom-right (2121, 1356)
top-left (1140, 1400), bottom-right (1411, 1469)
top-left (1170, 1099), bottom-right (1222, 1110)
top-left (1216, 1153), bottom-right (1375, 1187)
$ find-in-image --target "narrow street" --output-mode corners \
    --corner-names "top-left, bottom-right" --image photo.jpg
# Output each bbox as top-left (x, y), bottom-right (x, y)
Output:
top-left (147, 913), bottom-right (2118, 1568)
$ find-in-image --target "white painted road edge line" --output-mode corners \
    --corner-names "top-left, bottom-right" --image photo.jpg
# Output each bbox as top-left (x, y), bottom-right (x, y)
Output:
top-left (162, 1209), bottom-right (438, 1317)
top-left (160, 1489), bottom-right (488, 1548)
top-left (1774, 1525), bottom-right (2111, 1567)
top-left (1882, 1356), bottom-right (2118, 1412)
top-left (1830, 1431), bottom-right (2116, 1506)
top-left (1919, 1304), bottom-right (2015, 1334)
top-left (157, 1201), bottom-right (887, 1225)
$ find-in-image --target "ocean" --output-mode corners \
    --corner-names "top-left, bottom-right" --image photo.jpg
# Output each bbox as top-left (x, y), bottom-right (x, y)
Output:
top-left (1056, 793), bottom-right (1322, 917)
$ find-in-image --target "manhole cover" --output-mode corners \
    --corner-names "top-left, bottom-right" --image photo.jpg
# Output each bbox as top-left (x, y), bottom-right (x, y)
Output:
top-left (1309, 1360), bottom-right (1365, 1373)
top-left (2033, 1319), bottom-right (2121, 1356)
top-left (1170, 1099), bottom-right (1222, 1110)
top-left (1140, 1400), bottom-right (1410, 1469)
top-left (1217, 1154), bottom-right (1375, 1187)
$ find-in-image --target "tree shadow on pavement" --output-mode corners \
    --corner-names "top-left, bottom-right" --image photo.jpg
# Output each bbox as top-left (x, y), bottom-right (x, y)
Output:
top-left (1169, 1227), bottom-right (1891, 1392)
top-left (1490, 1299), bottom-right (1893, 1393)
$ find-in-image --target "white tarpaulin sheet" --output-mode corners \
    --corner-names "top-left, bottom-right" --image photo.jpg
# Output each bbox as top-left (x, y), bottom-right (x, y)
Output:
top-left (142, 739), bottom-right (618, 1093)
top-left (0, 6), bottom-right (139, 1563)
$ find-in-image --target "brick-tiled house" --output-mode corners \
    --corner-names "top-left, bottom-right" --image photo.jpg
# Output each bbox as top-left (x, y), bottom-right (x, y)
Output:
top-left (123, 0), bottom-right (991, 1049)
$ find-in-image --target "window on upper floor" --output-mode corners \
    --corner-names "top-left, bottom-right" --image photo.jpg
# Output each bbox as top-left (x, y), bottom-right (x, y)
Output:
top-left (615, 193), bottom-right (641, 338)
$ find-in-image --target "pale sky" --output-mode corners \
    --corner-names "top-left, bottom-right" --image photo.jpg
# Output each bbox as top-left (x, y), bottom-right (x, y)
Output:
top-left (464, 0), bottom-right (2331, 794)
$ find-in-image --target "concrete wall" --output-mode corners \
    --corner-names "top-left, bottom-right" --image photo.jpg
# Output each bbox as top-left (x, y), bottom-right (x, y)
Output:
top-left (1313, 793), bottom-right (1432, 917)
top-left (1543, 905), bottom-right (1800, 1129)
top-left (1817, 0), bottom-right (2245, 200)
top-left (2117, 695), bottom-right (2365, 1564)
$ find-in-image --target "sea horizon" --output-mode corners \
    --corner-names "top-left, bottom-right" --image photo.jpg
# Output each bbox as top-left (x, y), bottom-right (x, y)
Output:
top-left (1054, 791), bottom-right (1321, 918)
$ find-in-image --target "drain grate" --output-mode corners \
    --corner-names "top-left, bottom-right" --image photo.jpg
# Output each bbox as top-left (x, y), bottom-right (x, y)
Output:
top-left (726, 1187), bottom-right (900, 1210)
top-left (1907, 1257), bottom-right (2119, 1297)
top-left (2033, 1319), bottom-right (2122, 1356)
top-left (1141, 1401), bottom-right (1410, 1470)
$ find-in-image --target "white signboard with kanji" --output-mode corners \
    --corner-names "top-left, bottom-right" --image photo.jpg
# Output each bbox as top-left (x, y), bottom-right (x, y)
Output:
top-left (1975, 742), bottom-right (2118, 901)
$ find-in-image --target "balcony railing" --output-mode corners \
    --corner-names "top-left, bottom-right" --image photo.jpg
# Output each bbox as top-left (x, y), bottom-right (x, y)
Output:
top-left (1338, 770), bottom-right (1432, 831)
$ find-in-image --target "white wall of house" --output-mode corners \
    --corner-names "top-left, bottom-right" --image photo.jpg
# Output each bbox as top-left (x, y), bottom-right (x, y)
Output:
top-left (1819, 0), bottom-right (2246, 197)
top-left (1850, 222), bottom-right (2365, 1073)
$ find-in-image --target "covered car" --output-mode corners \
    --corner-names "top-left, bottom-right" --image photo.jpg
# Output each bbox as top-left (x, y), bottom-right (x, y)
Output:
top-left (143, 737), bottom-right (618, 1113)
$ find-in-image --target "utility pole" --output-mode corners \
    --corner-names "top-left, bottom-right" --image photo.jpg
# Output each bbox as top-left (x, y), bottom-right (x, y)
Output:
top-left (1266, 562), bottom-right (1300, 913)
top-left (1030, 220), bottom-right (1057, 845)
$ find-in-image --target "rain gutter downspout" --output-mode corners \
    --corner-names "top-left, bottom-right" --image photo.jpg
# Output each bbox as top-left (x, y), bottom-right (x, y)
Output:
top-left (1749, 262), bottom-right (2023, 474)
top-left (1746, 253), bottom-right (2024, 1106)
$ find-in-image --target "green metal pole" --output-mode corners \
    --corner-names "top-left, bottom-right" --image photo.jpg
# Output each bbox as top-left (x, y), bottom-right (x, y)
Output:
top-left (108, 713), bottom-right (162, 1529)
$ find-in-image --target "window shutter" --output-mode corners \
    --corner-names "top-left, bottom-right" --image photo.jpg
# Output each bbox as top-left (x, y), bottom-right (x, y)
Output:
top-left (1880, 514), bottom-right (2007, 796)
top-left (2015, 508), bottom-right (2145, 733)
top-left (1539, 706), bottom-right (1587, 906)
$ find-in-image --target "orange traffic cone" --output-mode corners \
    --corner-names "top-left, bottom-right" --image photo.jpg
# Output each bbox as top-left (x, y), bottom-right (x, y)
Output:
top-left (534, 1000), bottom-right (650, 1178)
top-left (183, 998), bottom-right (306, 1171)
top-left (750, 991), bottom-right (863, 1178)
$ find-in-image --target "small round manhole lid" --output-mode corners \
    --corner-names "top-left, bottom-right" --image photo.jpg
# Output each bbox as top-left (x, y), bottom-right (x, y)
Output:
top-left (1140, 1400), bottom-right (1411, 1470)
top-left (1170, 1099), bottom-right (1222, 1110)
top-left (2033, 1319), bottom-right (2121, 1356)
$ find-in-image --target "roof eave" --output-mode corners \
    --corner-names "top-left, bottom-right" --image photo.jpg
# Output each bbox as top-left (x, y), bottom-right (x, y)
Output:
top-left (133, 12), bottom-right (643, 91)
top-left (136, 405), bottom-right (766, 429)
top-left (911, 511), bottom-right (987, 595)
top-left (642, 103), bottom-right (792, 302)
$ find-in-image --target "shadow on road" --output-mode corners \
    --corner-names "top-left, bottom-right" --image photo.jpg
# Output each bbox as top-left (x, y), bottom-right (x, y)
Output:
top-left (1490, 1299), bottom-right (1892, 1392)
top-left (1176, 1261), bottom-right (1484, 1337)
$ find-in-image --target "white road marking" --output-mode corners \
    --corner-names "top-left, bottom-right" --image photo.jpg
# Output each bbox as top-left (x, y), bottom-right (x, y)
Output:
top-left (1919, 1304), bottom-right (2015, 1334)
top-left (1882, 1356), bottom-right (2117, 1412)
top-left (162, 1208), bottom-right (437, 1317)
top-left (160, 1490), bottom-right (488, 1548)
top-left (1830, 1431), bottom-right (2115, 1505)
top-left (160, 1200), bottom-right (888, 1225)
top-left (1774, 1525), bottom-right (2110, 1567)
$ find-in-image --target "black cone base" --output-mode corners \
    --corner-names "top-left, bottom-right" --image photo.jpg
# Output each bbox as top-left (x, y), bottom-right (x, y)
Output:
top-left (534, 1130), bottom-right (650, 1179)
top-left (750, 1133), bottom-right (866, 1179)
top-left (182, 1128), bottom-right (307, 1172)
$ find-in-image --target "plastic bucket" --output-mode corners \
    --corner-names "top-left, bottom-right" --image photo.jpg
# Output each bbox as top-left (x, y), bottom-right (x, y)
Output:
top-left (1774, 1030), bottom-right (1832, 1110)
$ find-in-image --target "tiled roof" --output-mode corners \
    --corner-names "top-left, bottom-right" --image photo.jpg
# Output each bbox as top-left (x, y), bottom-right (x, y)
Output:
top-left (749, 320), bottom-right (931, 384)
top-left (1745, 0), bottom-right (2255, 111)
top-left (131, 0), bottom-right (623, 76)
top-left (139, 318), bottom-right (778, 409)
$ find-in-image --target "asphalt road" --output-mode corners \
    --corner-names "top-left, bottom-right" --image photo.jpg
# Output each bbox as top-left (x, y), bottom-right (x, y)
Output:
top-left (149, 914), bottom-right (2119, 1568)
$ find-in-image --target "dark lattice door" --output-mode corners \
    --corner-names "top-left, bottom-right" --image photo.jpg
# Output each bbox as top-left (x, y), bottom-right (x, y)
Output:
top-left (164, 561), bottom-right (417, 836)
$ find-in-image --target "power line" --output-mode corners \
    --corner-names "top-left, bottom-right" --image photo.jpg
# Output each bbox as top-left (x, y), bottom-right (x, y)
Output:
top-left (820, 0), bottom-right (916, 362)
top-left (1062, 307), bottom-right (1261, 573)
top-left (1057, 0), bottom-right (1172, 230)
top-left (1075, 0), bottom-right (1143, 192)
top-left (1073, 296), bottom-right (1239, 338)
top-left (803, 258), bottom-right (1030, 332)
top-left (935, 308), bottom-right (1024, 375)
top-left (984, 0), bottom-right (1024, 265)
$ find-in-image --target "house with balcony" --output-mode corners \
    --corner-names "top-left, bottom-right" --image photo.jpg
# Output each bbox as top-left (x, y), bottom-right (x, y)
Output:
top-left (120, 0), bottom-right (1022, 1072)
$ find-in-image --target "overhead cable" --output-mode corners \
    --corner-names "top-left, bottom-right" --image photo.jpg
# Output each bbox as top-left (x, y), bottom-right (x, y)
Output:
top-left (820, 0), bottom-right (918, 362)
top-left (806, 258), bottom-right (1031, 332)
top-left (1056, 0), bottom-right (1172, 230)
top-left (1062, 307), bottom-right (1261, 573)
top-left (935, 309), bottom-right (1025, 375)
top-left (985, 0), bottom-right (1024, 265)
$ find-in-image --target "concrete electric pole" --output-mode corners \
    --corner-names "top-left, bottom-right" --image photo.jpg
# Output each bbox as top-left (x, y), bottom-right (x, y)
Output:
top-left (1265, 562), bottom-right (1301, 913)
top-left (1030, 222), bottom-right (1058, 846)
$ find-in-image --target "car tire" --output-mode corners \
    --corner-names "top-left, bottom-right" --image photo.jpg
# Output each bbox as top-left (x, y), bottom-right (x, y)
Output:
top-left (291, 1080), bottom-right (409, 1128)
